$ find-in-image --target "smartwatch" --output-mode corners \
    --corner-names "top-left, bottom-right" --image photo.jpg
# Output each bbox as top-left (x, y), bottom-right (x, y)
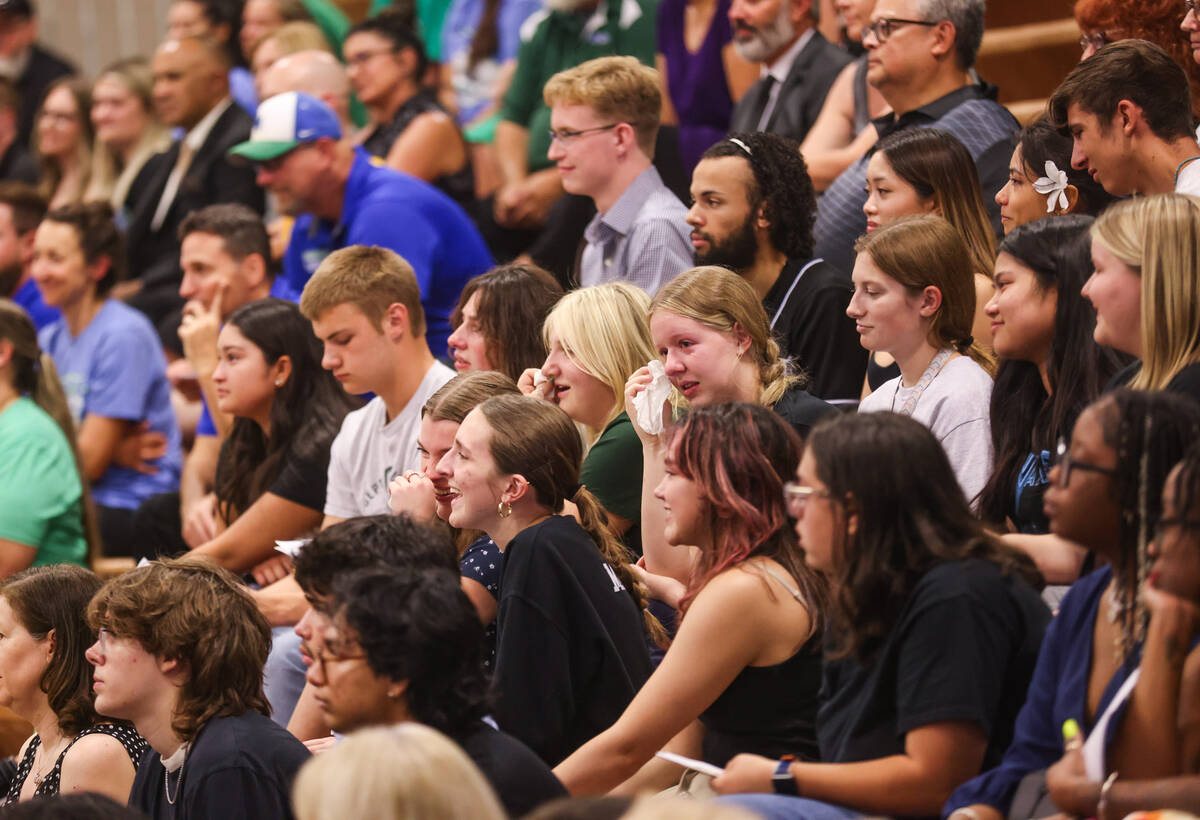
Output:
top-left (772, 755), bottom-right (799, 796)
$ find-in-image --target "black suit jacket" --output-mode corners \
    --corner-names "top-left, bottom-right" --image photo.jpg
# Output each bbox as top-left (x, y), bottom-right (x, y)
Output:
top-left (729, 31), bottom-right (851, 143)
top-left (124, 102), bottom-right (264, 302)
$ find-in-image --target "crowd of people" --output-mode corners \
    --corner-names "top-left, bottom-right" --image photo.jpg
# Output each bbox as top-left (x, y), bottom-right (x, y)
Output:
top-left (0, 0), bottom-right (1199, 817)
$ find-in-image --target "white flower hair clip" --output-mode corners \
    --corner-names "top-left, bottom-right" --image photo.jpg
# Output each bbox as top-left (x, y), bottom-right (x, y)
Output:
top-left (1033, 160), bottom-right (1070, 214)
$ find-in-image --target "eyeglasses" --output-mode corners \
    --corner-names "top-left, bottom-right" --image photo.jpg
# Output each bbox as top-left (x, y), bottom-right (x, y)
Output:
top-left (1079, 31), bottom-right (1115, 53)
top-left (861, 17), bottom-right (937, 43)
top-left (309, 642), bottom-right (367, 676)
top-left (547, 123), bottom-right (619, 147)
top-left (783, 482), bottom-right (832, 516)
top-left (345, 48), bottom-right (396, 69)
top-left (1052, 438), bottom-right (1117, 488)
top-left (1186, 0), bottom-right (1197, 15)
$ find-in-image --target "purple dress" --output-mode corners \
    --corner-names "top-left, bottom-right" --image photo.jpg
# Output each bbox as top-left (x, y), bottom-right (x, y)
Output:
top-left (657, 0), bottom-right (736, 175)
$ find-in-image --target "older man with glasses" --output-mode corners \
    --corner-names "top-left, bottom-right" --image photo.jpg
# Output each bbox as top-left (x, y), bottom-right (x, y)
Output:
top-left (812, 0), bottom-right (1016, 276)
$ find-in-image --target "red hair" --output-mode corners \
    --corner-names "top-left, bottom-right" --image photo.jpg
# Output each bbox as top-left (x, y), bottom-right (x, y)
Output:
top-left (1074, 0), bottom-right (1200, 117)
top-left (668, 403), bottom-right (824, 620)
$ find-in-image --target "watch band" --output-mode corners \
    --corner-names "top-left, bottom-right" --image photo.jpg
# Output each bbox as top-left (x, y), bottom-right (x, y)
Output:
top-left (772, 755), bottom-right (799, 796)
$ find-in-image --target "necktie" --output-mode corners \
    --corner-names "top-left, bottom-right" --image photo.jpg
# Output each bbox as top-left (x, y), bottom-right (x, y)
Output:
top-left (150, 141), bottom-right (196, 232)
top-left (752, 75), bottom-right (779, 132)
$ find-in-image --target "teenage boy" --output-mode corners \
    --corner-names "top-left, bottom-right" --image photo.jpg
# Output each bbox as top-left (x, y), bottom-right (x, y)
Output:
top-left (86, 559), bottom-right (310, 819)
top-left (543, 56), bottom-right (690, 294)
top-left (1049, 39), bottom-right (1200, 197)
top-left (299, 245), bottom-right (454, 524)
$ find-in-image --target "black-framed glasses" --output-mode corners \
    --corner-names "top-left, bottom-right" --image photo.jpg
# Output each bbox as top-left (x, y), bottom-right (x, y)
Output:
top-left (547, 123), bottom-right (619, 147)
top-left (861, 17), bottom-right (937, 43)
top-left (1154, 516), bottom-right (1200, 540)
top-left (783, 482), bottom-right (832, 516)
top-left (1053, 438), bottom-right (1117, 488)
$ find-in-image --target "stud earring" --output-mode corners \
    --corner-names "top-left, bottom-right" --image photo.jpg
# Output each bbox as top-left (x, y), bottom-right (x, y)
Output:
top-left (497, 501), bottom-right (512, 518)
top-left (275, 379), bottom-right (284, 387)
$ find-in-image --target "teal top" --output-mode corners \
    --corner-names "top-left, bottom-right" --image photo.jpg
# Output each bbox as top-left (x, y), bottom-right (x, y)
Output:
top-left (0, 398), bottom-right (87, 567)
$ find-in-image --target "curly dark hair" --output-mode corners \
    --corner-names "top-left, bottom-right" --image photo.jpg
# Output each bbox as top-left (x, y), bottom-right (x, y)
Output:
top-left (293, 514), bottom-right (459, 601)
top-left (0, 566), bottom-right (104, 737)
top-left (330, 565), bottom-right (491, 736)
top-left (805, 412), bottom-right (1043, 662)
top-left (700, 132), bottom-right (817, 260)
top-left (978, 216), bottom-right (1125, 528)
top-left (214, 299), bottom-right (359, 524)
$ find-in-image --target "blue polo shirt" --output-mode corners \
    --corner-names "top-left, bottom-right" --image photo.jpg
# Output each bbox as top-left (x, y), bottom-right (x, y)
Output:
top-left (278, 148), bottom-right (493, 356)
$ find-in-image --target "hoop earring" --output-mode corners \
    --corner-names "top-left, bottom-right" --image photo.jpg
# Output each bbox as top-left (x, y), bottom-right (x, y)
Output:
top-left (497, 501), bottom-right (512, 518)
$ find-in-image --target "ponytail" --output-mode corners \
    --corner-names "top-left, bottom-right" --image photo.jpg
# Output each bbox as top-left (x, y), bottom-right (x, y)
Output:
top-left (572, 485), bottom-right (667, 647)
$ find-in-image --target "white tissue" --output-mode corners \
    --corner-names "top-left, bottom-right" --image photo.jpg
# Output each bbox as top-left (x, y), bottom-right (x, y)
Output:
top-left (532, 369), bottom-right (548, 387)
top-left (633, 360), bottom-right (671, 435)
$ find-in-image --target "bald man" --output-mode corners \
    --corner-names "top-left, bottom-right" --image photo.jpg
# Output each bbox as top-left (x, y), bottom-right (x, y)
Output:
top-left (122, 37), bottom-right (265, 334)
top-left (259, 50), bottom-right (352, 129)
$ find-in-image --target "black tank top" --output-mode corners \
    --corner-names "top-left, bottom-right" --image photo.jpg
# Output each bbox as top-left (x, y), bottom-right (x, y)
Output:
top-left (699, 565), bottom-right (822, 765)
top-left (361, 88), bottom-right (476, 210)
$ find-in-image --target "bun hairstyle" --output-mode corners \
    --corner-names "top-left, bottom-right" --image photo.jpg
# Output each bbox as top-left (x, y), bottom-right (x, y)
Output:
top-left (651, 266), bottom-right (803, 403)
top-left (853, 215), bottom-right (993, 372)
top-left (475, 394), bottom-right (665, 644)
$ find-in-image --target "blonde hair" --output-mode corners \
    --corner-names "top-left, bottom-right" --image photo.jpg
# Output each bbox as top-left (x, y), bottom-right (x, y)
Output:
top-left (854, 215), bottom-right (994, 372)
top-left (292, 724), bottom-right (506, 820)
top-left (542, 282), bottom-right (656, 438)
top-left (84, 58), bottom-right (170, 209)
top-left (35, 78), bottom-right (94, 206)
top-left (1091, 193), bottom-right (1200, 390)
top-left (299, 245), bottom-right (425, 336)
top-left (650, 266), bottom-right (799, 407)
top-left (543, 56), bottom-right (661, 157)
top-left (254, 20), bottom-right (334, 60)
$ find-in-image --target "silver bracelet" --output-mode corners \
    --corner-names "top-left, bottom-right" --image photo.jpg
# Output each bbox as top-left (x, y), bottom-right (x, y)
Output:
top-left (1098, 771), bottom-right (1119, 820)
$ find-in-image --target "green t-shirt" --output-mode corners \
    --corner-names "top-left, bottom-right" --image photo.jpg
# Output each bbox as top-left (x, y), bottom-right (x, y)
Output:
top-left (581, 412), bottom-right (643, 555)
top-left (0, 398), bottom-right (87, 567)
top-left (500, 0), bottom-right (657, 171)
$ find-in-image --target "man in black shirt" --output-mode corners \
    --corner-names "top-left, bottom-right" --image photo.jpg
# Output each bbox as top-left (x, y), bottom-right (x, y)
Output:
top-left (687, 132), bottom-right (865, 402)
top-left (86, 559), bottom-right (310, 820)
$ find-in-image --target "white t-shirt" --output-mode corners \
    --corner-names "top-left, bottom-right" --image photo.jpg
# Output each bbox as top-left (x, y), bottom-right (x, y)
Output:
top-left (859, 355), bottom-right (994, 505)
top-left (1177, 156), bottom-right (1200, 197)
top-left (323, 361), bottom-right (455, 518)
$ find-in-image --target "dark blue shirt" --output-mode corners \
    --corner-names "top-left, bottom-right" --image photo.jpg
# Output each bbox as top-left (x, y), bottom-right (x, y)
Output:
top-left (944, 567), bottom-right (1138, 817)
top-left (278, 148), bottom-right (493, 355)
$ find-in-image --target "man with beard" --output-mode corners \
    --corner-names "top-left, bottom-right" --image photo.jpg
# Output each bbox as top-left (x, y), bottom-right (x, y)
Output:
top-left (687, 133), bottom-right (866, 401)
top-left (544, 56), bottom-right (690, 293)
top-left (727, 0), bottom-right (849, 142)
